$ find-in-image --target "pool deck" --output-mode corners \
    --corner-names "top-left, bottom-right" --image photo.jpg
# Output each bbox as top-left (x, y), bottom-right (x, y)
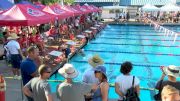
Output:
top-left (103, 19), bottom-right (180, 26)
top-left (1, 21), bottom-right (180, 101)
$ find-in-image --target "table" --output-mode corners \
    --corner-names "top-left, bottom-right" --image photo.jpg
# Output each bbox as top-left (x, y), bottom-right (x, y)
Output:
top-left (66, 41), bottom-right (76, 45)
top-left (77, 35), bottom-right (85, 38)
top-left (48, 51), bottom-right (63, 57)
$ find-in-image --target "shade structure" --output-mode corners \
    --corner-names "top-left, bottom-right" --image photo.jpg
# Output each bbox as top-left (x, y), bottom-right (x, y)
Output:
top-left (43, 5), bottom-right (73, 20)
top-left (102, 6), bottom-right (127, 10)
top-left (91, 5), bottom-right (102, 12)
top-left (84, 4), bottom-right (97, 12)
top-left (0, 0), bottom-right (14, 10)
top-left (61, 5), bottom-right (82, 16)
top-left (52, 4), bottom-right (74, 17)
top-left (141, 4), bottom-right (159, 11)
top-left (61, 5), bottom-right (81, 16)
top-left (0, 4), bottom-right (55, 26)
top-left (72, 5), bottom-right (89, 15)
top-left (160, 3), bottom-right (180, 11)
top-left (81, 5), bottom-right (95, 13)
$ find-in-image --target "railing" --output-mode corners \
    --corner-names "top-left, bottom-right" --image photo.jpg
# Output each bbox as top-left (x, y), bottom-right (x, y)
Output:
top-left (4, 76), bottom-right (157, 91)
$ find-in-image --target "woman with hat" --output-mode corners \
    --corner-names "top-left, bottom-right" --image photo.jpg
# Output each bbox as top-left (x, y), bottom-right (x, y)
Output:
top-left (93, 66), bottom-right (109, 101)
top-left (155, 65), bottom-right (180, 97)
top-left (82, 55), bottom-right (104, 101)
top-left (57, 63), bottom-right (98, 101)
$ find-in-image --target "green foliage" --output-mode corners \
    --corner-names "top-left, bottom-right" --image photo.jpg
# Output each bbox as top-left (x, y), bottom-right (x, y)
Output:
top-left (64, 0), bottom-right (75, 4)
top-left (38, 0), bottom-right (74, 5)
top-left (40, 0), bottom-right (60, 5)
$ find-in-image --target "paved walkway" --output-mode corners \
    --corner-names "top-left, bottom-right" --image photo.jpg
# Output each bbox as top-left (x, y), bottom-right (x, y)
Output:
top-left (1, 60), bottom-right (117, 101)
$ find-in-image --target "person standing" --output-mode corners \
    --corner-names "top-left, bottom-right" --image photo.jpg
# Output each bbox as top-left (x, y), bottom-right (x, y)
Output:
top-left (23, 65), bottom-right (53, 101)
top-left (20, 46), bottom-right (38, 85)
top-left (0, 74), bottom-right (6, 101)
top-left (5, 33), bottom-right (24, 79)
top-left (57, 63), bottom-right (97, 101)
top-left (82, 55), bottom-right (104, 101)
top-left (115, 61), bottom-right (140, 101)
top-left (155, 65), bottom-right (180, 100)
top-left (83, 55), bottom-right (104, 84)
top-left (93, 66), bottom-right (109, 101)
top-left (161, 85), bottom-right (180, 101)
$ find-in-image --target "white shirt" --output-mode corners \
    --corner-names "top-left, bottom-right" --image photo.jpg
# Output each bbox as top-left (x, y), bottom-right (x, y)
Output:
top-left (115, 75), bottom-right (140, 100)
top-left (6, 40), bottom-right (20, 55)
top-left (75, 19), bottom-right (79, 27)
top-left (82, 67), bottom-right (99, 84)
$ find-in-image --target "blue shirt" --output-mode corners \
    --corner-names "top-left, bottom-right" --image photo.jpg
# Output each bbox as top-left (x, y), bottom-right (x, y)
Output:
top-left (20, 58), bottom-right (37, 85)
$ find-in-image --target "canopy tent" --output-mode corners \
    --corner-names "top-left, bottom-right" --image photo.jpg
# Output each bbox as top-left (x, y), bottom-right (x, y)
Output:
top-left (81, 5), bottom-right (93, 14)
top-left (0, 4), bottom-right (55, 26)
top-left (83, 4), bottom-right (96, 13)
top-left (84, 4), bottom-right (98, 12)
top-left (160, 3), bottom-right (180, 11)
top-left (72, 5), bottom-right (89, 15)
top-left (102, 6), bottom-right (127, 10)
top-left (0, 0), bottom-right (14, 10)
top-left (91, 5), bottom-right (101, 12)
top-left (42, 5), bottom-right (73, 19)
top-left (61, 5), bottom-right (82, 16)
top-left (141, 4), bottom-right (159, 11)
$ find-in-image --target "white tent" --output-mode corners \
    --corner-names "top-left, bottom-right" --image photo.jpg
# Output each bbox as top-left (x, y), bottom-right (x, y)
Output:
top-left (160, 3), bottom-right (180, 11)
top-left (102, 6), bottom-right (127, 10)
top-left (141, 4), bottom-right (159, 11)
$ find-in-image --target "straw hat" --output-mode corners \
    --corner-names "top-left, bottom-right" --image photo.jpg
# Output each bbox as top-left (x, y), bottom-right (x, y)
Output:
top-left (7, 33), bottom-right (19, 40)
top-left (58, 64), bottom-right (79, 78)
top-left (88, 55), bottom-right (104, 68)
top-left (163, 65), bottom-right (180, 78)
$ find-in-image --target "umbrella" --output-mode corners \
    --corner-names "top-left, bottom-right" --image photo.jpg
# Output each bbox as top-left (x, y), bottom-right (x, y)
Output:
top-left (141, 4), bottom-right (159, 11)
top-left (160, 3), bottom-right (180, 11)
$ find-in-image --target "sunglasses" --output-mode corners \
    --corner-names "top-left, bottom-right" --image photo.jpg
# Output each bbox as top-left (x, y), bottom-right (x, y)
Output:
top-left (95, 71), bottom-right (101, 73)
top-left (46, 71), bottom-right (52, 73)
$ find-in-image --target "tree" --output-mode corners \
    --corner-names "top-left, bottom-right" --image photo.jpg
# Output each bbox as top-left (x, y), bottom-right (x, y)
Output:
top-left (63, 0), bottom-right (75, 5)
top-left (38, 0), bottom-right (74, 5)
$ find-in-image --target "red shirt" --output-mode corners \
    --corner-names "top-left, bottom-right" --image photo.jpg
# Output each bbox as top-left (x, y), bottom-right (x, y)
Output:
top-left (29, 35), bottom-right (36, 44)
top-left (49, 28), bottom-right (56, 35)
top-left (36, 34), bottom-right (43, 42)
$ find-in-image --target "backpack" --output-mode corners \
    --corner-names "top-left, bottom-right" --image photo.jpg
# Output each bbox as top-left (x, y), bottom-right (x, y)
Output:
top-left (124, 76), bottom-right (140, 101)
top-left (154, 80), bottom-right (163, 101)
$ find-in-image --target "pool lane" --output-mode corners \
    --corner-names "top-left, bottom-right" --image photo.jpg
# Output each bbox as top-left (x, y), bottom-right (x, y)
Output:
top-left (49, 25), bottom-right (180, 101)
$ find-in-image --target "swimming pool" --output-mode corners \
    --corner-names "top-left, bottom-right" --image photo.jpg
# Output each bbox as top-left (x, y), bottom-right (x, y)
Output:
top-left (49, 24), bottom-right (180, 100)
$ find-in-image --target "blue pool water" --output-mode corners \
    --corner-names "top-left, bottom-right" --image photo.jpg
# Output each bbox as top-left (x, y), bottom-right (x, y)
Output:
top-left (49, 24), bottom-right (180, 100)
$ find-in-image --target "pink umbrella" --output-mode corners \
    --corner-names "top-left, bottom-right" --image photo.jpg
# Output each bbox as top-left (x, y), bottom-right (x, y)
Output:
top-left (43, 5), bottom-right (73, 20)
top-left (0, 4), bottom-right (56, 26)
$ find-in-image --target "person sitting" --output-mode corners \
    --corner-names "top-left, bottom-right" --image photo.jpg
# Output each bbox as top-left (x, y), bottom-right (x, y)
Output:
top-left (48, 26), bottom-right (58, 41)
top-left (28, 33), bottom-right (36, 45)
top-left (155, 65), bottom-right (180, 99)
top-left (161, 85), bottom-right (180, 101)
top-left (115, 61), bottom-right (140, 101)
top-left (35, 31), bottom-right (45, 55)
top-left (0, 28), bottom-right (4, 44)
top-left (62, 45), bottom-right (71, 59)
